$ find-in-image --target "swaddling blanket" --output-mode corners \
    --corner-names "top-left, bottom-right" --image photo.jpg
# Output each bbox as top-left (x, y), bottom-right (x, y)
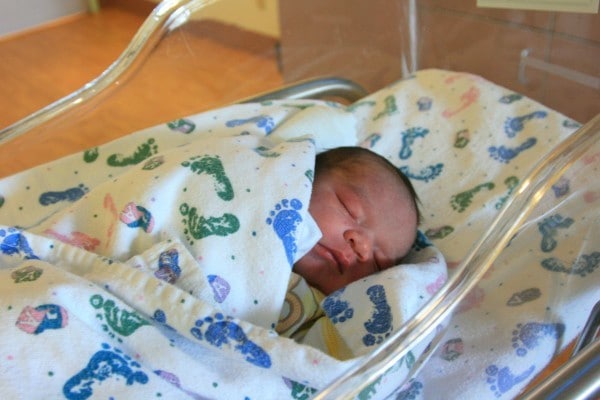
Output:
top-left (0, 132), bottom-right (328, 399)
top-left (0, 101), bottom-right (447, 399)
top-left (19, 133), bottom-right (320, 329)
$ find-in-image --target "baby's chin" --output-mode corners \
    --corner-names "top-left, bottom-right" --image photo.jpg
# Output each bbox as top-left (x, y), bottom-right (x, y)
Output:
top-left (293, 255), bottom-right (340, 294)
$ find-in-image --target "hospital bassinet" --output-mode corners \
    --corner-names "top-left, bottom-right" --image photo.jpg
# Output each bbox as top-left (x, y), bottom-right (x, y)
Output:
top-left (0, 1), bottom-right (598, 399)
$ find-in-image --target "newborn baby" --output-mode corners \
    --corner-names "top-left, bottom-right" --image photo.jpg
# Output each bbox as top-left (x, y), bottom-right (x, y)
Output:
top-left (293, 147), bottom-right (421, 295)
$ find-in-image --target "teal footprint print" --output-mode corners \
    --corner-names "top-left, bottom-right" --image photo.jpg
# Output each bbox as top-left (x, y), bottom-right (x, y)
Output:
top-left (360, 133), bottom-right (381, 148)
top-left (541, 252), bottom-right (600, 277)
top-left (107, 138), bottom-right (158, 167)
top-left (499, 93), bottom-right (523, 104)
top-left (266, 198), bottom-right (304, 267)
top-left (399, 164), bottom-right (443, 183)
top-left (180, 203), bottom-right (240, 244)
top-left (537, 214), bottom-right (574, 252)
top-left (398, 127), bottom-right (429, 160)
top-left (182, 155), bottom-right (234, 201)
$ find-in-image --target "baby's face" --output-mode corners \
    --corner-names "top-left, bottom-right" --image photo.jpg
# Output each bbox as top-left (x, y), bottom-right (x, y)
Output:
top-left (293, 163), bottom-right (417, 295)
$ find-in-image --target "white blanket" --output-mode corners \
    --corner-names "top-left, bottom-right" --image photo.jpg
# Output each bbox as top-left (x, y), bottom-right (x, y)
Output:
top-left (0, 100), bottom-right (446, 399)
top-left (350, 69), bottom-right (599, 399)
top-left (2, 69), bottom-right (596, 400)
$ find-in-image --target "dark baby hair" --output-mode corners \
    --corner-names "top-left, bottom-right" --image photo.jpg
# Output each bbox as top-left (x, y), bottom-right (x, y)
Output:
top-left (315, 146), bottom-right (422, 225)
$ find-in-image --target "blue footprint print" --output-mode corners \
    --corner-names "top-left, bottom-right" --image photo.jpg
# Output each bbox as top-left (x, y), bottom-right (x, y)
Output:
top-left (0, 227), bottom-right (39, 259)
top-left (16, 304), bottom-right (68, 335)
top-left (63, 343), bottom-right (149, 400)
top-left (266, 198), bottom-right (304, 267)
top-left (417, 97), bottom-right (432, 111)
top-left (551, 177), bottom-right (570, 198)
top-left (504, 111), bottom-right (547, 137)
top-left (362, 285), bottom-right (393, 346)
top-left (488, 137), bottom-right (537, 164)
top-left (322, 288), bottom-right (354, 324)
top-left (511, 321), bottom-right (565, 357)
top-left (190, 313), bottom-right (271, 368)
top-left (226, 115), bottom-right (275, 135)
top-left (485, 364), bottom-right (535, 398)
top-left (154, 248), bottom-right (181, 284)
top-left (39, 184), bottom-right (88, 206)
top-left (398, 127), bottom-right (429, 160)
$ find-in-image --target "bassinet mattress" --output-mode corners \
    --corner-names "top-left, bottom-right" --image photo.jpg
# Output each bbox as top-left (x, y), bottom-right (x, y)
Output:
top-left (1, 69), bottom-right (598, 400)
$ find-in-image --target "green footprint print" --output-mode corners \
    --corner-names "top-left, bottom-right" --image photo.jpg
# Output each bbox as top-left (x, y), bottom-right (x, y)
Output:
top-left (450, 182), bottom-right (495, 213)
top-left (83, 147), bottom-right (99, 163)
top-left (495, 176), bottom-right (519, 210)
top-left (253, 146), bottom-right (281, 158)
top-left (107, 138), bottom-right (158, 167)
top-left (373, 95), bottom-right (398, 121)
top-left (454, 129), bottom-right (470, 149)
top-left (90, 294), bottom-right (149, 341)
top-left (182, 155), bottom-right (234, 201)
top-left (180, 202), bottom-right (240, 243)
top-left (305, 169), bottom-right (314, 183)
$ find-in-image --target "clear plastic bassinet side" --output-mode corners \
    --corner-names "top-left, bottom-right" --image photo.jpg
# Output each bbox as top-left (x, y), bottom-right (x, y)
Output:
top-left (0, 0), bottom-right (277, 176)
top-left (2, 0), bottom-right (415, 177)
top-left (316, 114), bottom-right (600, 399)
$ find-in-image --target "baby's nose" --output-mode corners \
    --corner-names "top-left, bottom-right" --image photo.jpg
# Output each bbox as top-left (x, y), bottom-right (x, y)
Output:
top-left (343, 229), bottom-right (373, 262)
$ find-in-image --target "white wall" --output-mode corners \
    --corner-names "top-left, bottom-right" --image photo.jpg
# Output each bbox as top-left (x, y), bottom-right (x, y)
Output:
top-left (0, 0), bottom-right (88, 38)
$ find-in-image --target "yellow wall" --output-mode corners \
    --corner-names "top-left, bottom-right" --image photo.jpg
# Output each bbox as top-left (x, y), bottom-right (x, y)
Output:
top-left (152, 0), bottom-right (280, 37)
top-left (199, 0), bottom-right (279, 37)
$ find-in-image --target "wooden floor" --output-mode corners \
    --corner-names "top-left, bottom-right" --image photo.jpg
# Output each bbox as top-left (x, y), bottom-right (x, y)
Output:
top-left (0, 0), bottom-right (282, 177)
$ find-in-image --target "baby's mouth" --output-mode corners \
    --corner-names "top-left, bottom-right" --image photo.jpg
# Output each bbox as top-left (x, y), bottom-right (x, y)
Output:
top-left (315, 243), bottom-right (344, 274)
